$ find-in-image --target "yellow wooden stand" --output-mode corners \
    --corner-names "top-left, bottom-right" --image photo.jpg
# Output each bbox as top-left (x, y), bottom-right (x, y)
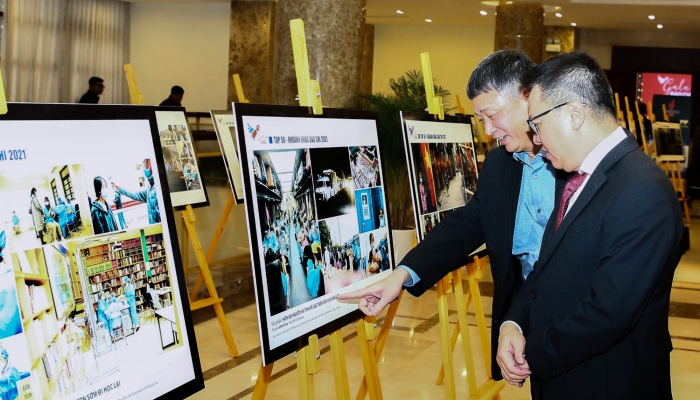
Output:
top-left (124, 64), bottom-right (239, 358)
top-left (250, 19), bottom-right (384, 400)
top-left (435, 256), bottom-right (504, 400)
top-left (0, 68), bottom-right (7, 115)
top-left (633, 100), bottom-right (650, 155)
top-left (187, 73), bottom-right (250, 302)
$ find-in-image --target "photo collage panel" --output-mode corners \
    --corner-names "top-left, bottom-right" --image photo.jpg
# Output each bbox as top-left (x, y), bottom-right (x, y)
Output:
top-left (410, 142), bottom-right (478, 238)
top-left (253, 146), bottom-right (390, 317)
top-left (159, 124), bottom-right (202, 192)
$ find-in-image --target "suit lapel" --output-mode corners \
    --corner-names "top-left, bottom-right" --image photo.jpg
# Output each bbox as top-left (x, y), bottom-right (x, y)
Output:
top-left (533, 135), bottom-right (640, 275)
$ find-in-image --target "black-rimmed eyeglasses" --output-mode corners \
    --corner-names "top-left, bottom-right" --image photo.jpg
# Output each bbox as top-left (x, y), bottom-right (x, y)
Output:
top-left (527, 102), bottom-right (572, 135)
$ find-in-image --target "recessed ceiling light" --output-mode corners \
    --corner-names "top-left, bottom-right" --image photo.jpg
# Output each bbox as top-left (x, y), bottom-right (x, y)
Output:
top-left (571, 22), bottom-right (577, 26)
top-left (480, 10), bottom-right (488, 16)
top-left (556, 6), bottom-right (561, 9)
top-left (555, 13), bottom-right (563, 18)
top-left (648, 15), bottom-right (655, 20)
top-left (657, 24), bottom-right (663, 28)
top-left (506, 1), bottom-right (513, 4)
top-left (396, 10), bottom-right (404, 15)
top-left (425, 18), bottom-right (432, 23)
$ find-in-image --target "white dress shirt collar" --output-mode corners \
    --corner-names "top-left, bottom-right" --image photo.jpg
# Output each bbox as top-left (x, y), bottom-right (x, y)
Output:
top-left (577, 126), bottom-right (628, 176)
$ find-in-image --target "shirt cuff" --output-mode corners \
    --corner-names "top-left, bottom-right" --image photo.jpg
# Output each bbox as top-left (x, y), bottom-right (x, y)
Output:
top-left (396, 265), bottom-right (420, 287)
top-left (500, 320), bottom-right (523, 334)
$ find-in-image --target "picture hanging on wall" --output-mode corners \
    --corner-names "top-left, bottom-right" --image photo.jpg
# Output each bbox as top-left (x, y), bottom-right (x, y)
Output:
top-left (234, 103), bottom-right (393, 365)
top-left (0, 103), bottom-right (204, 400)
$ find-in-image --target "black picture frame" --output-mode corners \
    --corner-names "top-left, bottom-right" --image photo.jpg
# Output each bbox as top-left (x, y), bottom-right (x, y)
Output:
top-left (0, 102), bottom-right (205, 400)
top-left (400, 111), bottom-right (478, 243)
top-left (233, 103), bottom-right (394, 366)
top-left (154, 106), bottom-right (210, 211)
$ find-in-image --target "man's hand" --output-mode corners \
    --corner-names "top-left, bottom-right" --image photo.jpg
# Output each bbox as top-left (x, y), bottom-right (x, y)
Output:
top-left (111, 182), bottom-right (121, 191)
top-left (336, 269), bottom-right (410, 316)
top-left (497, 322), bottom-right (531, 387)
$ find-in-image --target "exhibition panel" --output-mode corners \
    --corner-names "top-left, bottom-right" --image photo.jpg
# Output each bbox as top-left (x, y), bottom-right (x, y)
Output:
top-left (0, 103), bottom-right (203, 400)
top-left (211, 110), bottom-right (245, 203)
top-left (233, 103), bottom-right (393, 365)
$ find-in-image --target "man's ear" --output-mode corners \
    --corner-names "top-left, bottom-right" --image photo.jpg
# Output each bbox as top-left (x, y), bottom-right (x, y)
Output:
top-left (568, 101), bottom-right (586, 131)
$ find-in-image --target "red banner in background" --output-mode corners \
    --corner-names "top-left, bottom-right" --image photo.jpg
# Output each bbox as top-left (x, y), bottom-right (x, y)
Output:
top-left (638, 72), bottom-right (692, 105)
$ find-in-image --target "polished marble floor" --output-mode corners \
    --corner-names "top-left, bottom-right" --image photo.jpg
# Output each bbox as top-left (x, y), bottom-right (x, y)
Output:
top-left (187, 215), bottom-right (700, 399)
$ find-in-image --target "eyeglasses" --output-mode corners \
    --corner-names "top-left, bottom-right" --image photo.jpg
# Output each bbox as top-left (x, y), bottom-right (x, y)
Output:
top-left (527, 102), bottom-right (581, 134)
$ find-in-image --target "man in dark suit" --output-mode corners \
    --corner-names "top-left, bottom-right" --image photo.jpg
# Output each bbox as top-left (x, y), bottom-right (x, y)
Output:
top-left (338, 49), bottom-right (566, 381)
top-left (497, 51), bottom-right (683, 399)
top-left (79, 77), bottom-right (104, 104)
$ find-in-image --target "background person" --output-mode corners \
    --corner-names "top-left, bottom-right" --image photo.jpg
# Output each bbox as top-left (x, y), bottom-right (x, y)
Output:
top-left (123, 276), bottom-right (140, 332)
top-left (29, 188), bottom-right (45, 240)
top-left (79, 77), bottom-right (104, 104)
top-left (10, 212), bottom-right (19, 235)
top-left (159, 85), bottom-right (184, 107)
top-left (43, 197), bottom-right (62, 242)
top-left (91, 177), bottom-right (118, 235)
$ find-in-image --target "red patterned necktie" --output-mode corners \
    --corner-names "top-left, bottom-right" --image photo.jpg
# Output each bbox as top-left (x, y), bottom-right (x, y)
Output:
top-left (554, 172), bottom-right (588, 233)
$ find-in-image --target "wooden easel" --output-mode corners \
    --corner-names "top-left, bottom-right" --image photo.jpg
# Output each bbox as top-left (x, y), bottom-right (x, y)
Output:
top-left (250, 19), bottom-right (384, 400)
top-left (0, 68), bottom-right (7, 115)
top-left (633, 100), bottom-right (650, 155)
top-left (124, 64), bottom-right (239, 358)
top-left (187, 73), bottom-right (250, 303)
top-left (424, 54), bottom-right (503, 400)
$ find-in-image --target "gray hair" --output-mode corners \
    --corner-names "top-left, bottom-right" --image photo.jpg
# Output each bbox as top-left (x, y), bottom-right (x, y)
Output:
top-left (467, 49), bottom-right (536, 100)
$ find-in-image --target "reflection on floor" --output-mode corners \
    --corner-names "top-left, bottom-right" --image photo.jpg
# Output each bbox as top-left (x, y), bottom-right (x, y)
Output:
top-left (188, 214), bottom-right (700, 400)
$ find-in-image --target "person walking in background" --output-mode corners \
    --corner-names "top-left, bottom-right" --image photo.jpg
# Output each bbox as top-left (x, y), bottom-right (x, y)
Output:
top-left (159, 86), bottom-right (184, 107)
top-left (29, 188), bottom-right (46, 241)
top-left (79, 77), bottom-right (105, 104)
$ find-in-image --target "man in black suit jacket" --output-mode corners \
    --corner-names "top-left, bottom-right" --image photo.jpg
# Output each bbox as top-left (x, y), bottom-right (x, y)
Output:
top-left (497, 51), bottom-right (683, 399)
top-left (338, 50), bottom-right (566, 381)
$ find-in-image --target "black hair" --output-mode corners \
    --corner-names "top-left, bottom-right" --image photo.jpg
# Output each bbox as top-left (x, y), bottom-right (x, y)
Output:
top-left (31, 188), bottom-right (36, 196)
top-left (520, 51), bottom-right (617, 122)
top-left (467, 49), bottom-right (536, 100)
top-left (171, 85), bottom-right (184, 95)
top-left (89, 77), bottom-right (104, 85)
top-left (94, 176), bottom-right (106, 198)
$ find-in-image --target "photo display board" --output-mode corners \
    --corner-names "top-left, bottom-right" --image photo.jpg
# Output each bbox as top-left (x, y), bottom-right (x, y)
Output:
top-left (653, 121), bottom-right (685, 162)
top-left (401, 112), bottom-right (479, 242)
top-left (155, 107), bottom-right (209, 209)
top-left (210, 110), bottom-right (244, 203)
top-left (233, 103), bottom-right (393, 365)
top-left (0, 103), bottom-right (203, 400)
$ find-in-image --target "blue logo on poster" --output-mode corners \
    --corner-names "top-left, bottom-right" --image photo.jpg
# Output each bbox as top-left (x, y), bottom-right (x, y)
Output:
top-left (269, 137), bottom-right (273, 144)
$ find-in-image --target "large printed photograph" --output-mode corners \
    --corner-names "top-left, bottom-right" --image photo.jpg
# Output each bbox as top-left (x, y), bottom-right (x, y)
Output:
top-left (0, 104), bottom-right (203, 400)
top-left (403, 113), bottom-right (479, 241)
top-left (236, 104), bottom-right (393, 366)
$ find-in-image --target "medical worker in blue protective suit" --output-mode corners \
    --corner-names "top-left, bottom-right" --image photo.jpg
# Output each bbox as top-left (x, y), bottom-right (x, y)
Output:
top-left (112, 159), bottom-right (160, 224)
top-left (0, 232), bottom-right (22, 340)
top-left (91, 177), bottom-right (118, 235)
top-left (0, 347), bottom-right (26, 400)
top-left (123, 276), bottom-right (139, 332)
top-left (11, 212), bottom-right (19, 235)
top-left (97, 291), bottom-right (112, 331)
top-left (53, 198), bottom-right (69, 239)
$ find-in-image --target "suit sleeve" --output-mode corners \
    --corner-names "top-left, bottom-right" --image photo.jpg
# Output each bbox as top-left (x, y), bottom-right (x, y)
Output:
top-left (400, 149), bottom-right (503, 297)
top-left (524, 180), bottom-right (680, 381)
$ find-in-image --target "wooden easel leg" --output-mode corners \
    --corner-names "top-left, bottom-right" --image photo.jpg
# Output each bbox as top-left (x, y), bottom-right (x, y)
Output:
top-left (452, 269), bottom-right (478, 395)
top-left (437, 289), bottom-right (471, 385)
top-left (190, 193), bottom-right (236, 301)
top-left (182, 206), bottom-right (239, 357)
top-left (356, 291), bottom-right (404, 400)
top-left (436, 279), bottom-right (456, 400)
top-left (469, 257), bottom-right (492, 374)
top-left (297, 335), bottom-right (321, 400)
top-left (330, 329), bottom-right (351, 400)
top-left (252, 363), bottom-right (274, 400)
top-left (356, 317), bottom-right (383, 400)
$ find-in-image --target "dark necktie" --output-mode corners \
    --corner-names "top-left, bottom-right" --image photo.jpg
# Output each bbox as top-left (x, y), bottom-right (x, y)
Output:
top-left (554, 172), bottom-right (588, 233)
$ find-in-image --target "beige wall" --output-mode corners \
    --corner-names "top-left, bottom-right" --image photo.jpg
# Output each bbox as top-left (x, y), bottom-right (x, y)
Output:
top-left (372, 25), bottom-right (495, 115)
top-left (130, 2), bottom-right (230, 111)
top-left (578, 28), bottom-right (700, 70)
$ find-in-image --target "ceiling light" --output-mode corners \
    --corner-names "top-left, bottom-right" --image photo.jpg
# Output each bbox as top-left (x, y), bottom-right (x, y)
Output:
top-left (555, 13), bottom-right (563, 18)
top-left (506, 1), bottom-right (513, 4)
top-left (657, 24), bottom-right (663, 28)
top-left (571, 22), bottom-right (577, 26)
top-left (480, 10), bottom-right (488, 16)
top-left (556, 6), bottom-right (561, 9)
top-left (396, 10), bottom-right (404, 15)
top-left (648, 15), bottom-right (655, 20)
top-left (425, 18), bottom-right (432, 23)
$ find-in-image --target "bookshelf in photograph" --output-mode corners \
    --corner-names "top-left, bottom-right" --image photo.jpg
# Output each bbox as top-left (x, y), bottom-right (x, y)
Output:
top-left (12, 248), bottom-right (88, 399)
top-left (81, 233), bottom-right (171, 323)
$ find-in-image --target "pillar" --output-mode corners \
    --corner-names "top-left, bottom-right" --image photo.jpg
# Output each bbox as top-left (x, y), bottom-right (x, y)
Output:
top-left (272, 0), bottom-right (367, 108)
top-left (359, 24), bottom-right (375, 96)
top-left (494, 2), bottom-right (544, 64)
top-left (228, 1), bottom-right (276, 106)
